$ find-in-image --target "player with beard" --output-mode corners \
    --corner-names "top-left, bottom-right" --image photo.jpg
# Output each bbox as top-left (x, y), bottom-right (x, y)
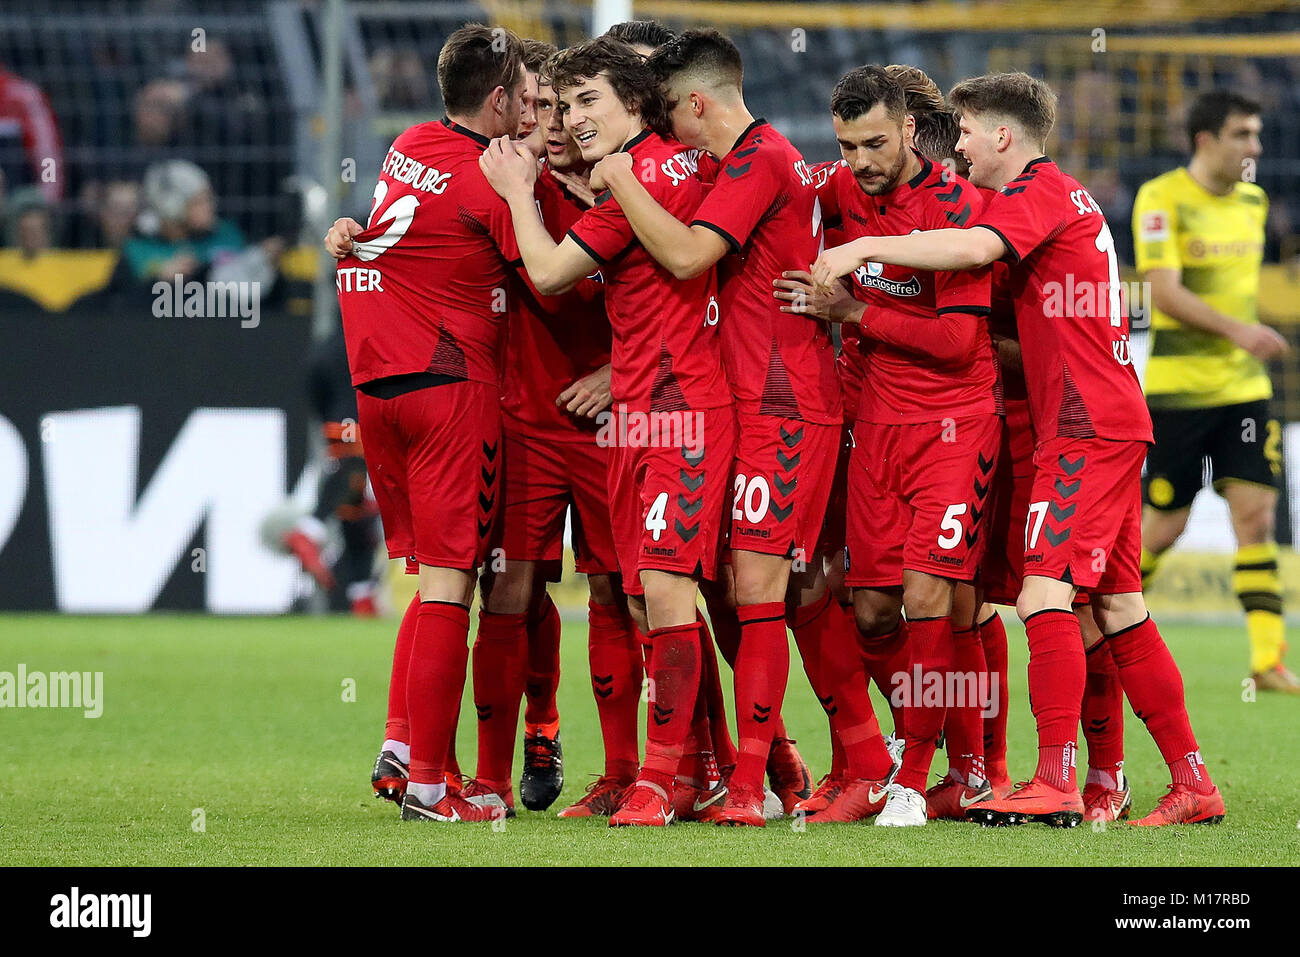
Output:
top-left (813, 72), bottom-right (1223, 827)
top-left (479, 37), bottom-right (737, 827)
top-left (591, 29), bottom-right (883, 826)
top-left (782, 67), bottom-right (1000, 826)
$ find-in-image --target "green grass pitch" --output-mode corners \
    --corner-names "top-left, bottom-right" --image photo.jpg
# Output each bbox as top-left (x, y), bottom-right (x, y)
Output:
top-left (3, 613), bottom-right (1298, 866)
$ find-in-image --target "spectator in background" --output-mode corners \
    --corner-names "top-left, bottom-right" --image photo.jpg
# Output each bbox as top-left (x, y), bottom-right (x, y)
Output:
top-left (121, 158), bottom-right (283, 292)
top-left (5, 186), bottom-right (55, 258)
top-left (122, 159), bottom-right (243, 281)
top-left (0, 64), bottom-right (64, 205)
top-left (133, 79), bottom-right (190, 152)
top-left (369, 46), bottom-right (431, 110)
top-left (96, 181), bottom-right (141, 249)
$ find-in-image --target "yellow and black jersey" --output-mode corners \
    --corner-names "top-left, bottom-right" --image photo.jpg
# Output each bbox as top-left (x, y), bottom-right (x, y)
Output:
top-left (1132, 166), bottom-right (1271, 409)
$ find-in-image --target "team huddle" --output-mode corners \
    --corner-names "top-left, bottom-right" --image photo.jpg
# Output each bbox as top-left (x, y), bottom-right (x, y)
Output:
top-left (328, 20), bottom-right (1227, 829)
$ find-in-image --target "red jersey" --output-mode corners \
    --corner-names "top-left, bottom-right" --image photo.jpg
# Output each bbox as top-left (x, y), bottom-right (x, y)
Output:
top-left (567, 129), bottom-right (730, 413)
top-left (338, 117), bottom-right (521, 388)
top-left (830, 153), bottom-right (997, 424)
top-left (977, 158), bottom-right (1152, 443)
top-left (502, 168), bottom-right (611, 440)
top-left (813, 165), bottom-right (867, 423)
top-left (689, 120), bottom-right (840, 425)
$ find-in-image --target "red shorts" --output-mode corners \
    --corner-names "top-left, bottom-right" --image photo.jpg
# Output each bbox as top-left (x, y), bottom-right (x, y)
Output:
top-left (606, 405), bottom-right (738, 596)
top-left (497, 427), bottom-right (618, 577)
top-left (980, 398), bottom-right (1033, 606)
top-left (1022, 437), bottom-right (1146, 594)
top-left (845, 414), bottom-right (1001, 588)
top-left (817, 423), bottom-right (854, 556)
top-left (357, 380), bottom-right (501, 571)
top-left (730, 413), bottom-right (839, 562)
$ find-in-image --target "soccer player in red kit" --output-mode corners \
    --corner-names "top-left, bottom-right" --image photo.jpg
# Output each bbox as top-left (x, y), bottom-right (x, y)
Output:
top-left (478, 37), bottom-right (737, 827)
top-left (814, 71), bottom-right (1224, 827)
top-left (786, 67), bottom-right (1001, 827)
top-left (595, 30), bottom-right (889, 826)
top-left (333, 24), bottom-right (531, 823)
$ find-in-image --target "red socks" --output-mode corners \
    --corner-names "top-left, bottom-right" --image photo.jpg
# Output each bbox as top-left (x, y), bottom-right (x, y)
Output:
top-left (944, 624), bottom-right (988, 785)
top-left (1082, 639), bottom-right (1125, 784)
top-left (697, 611), bottom-right (739, 768)
top-left (894, 616), bottom-right (954, 793)
top-left (731, 602), bottom-right (790, 791)
top-left (407, 601), bottom-right (472, 787)
top-left (588, 600), bottom-right (642, 782)
top-left (384, 591), bottom-right (420, 744)
top-left (792, 593), bottom-right (893, 781)
top-left (471, 610), bottom-right (529, 791)
top-left (978, 612), bottom-right (1009, 782)
top-left (640, 621), bottom-right (703, 790)
top-left (1105, 615), bottom-right (1211, 791)
top-left (1024, 609), bottom-right (1085, 791)
top-left (857, 620), bottom-right (909, 736)
top-left (524, 595), bottom-right (561, 729)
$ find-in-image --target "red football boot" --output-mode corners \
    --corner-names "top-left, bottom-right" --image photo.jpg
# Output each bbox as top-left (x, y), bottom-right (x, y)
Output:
top-left (766, 736), bottom-right (814, 815)
top-left (966, 777), bottom-right (1084, 828)
top-left (792, 773), bottom-right (846, 819)
top-left (712, 783), bottom-right (766, 827)
top-left (926, 773), bottom-right (993, 821)
top-left (400, 789), bottom-right (500, 823)
top-left (557, 776), bottom-right (632, 818)
top-left (460, 778), bottom-right (516, 818)
top-left (675, 751), bottom-right (728, 822)
top-left (609, 780), bottom-right (675, 827)
top-left (1129, 784), bottom-right (1225, 827)
top-left (1082, 769), bottom-right (1132, 822)
top-left (808, 776), bottom-right (892, 823)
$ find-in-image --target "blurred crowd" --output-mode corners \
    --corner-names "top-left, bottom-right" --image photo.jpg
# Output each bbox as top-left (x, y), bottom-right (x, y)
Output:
top-left (0, 25), bottom-right (294, 299)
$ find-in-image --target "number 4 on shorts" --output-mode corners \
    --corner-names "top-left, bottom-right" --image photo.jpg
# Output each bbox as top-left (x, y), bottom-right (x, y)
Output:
top-left (646, 491), bottom-right (669, 542)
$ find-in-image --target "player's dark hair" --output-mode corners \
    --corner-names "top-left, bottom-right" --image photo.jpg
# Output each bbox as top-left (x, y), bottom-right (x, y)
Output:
top-left (548, 36), bottom-right (671, 136)
top-left (913, 109), bottom-right (965, 173)
top-left (884, 64), bottom-right (945, 115)
top-left (830, 66), bottom-right (905, 124)
top-left (522, 38), bottom-right (558, 75)
top-left (948, 72), bottom-right (1057, 149)
top-left (648, 28), bottom-right (744, 98)
top-left (602, 20), bottom-right (676, 51)
top-left (1187, 89), bottom-right (1261, 145)
top-left (437, 23), bottom-right (525, 115)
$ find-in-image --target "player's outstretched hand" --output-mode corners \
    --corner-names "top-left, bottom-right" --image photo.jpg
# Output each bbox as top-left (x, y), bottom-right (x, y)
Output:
top-left (1231, 322), bottom-right (1291, 362)
top-left (550, 168), bottom-right (597, 207)
top-left (324, 217), bottom-right (363, 259)
top-left (773, 269), bottom-right (860, 324)
top-left (557, 363), bottom-right (613, 419)
top-left (589, 152), bottom-right (633, 193)
top-left (479, 136), bottom-right (537, 198)
top-left (811, 241), bottom-right (868, 292)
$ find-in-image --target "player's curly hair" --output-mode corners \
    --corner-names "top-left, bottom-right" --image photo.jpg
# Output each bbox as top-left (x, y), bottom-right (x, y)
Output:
top-left (830, 66), bottom-right (906, 124)
top-left (949, 72), bottom-right (1057, 149)
top-left (547, 36), bottom-right (672, 136)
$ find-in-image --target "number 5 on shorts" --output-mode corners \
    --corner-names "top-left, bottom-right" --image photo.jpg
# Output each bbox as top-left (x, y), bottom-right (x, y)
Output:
top-left (937, 503), bottom-right (967, 549)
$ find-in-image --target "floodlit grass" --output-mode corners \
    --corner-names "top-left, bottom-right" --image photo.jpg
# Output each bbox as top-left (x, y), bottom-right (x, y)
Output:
top-left (2, 614), bottom-right (1296, 865)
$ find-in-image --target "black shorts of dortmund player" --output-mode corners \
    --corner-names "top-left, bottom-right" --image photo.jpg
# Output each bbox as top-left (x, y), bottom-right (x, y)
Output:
top-left (1143, 399), bottom-right (1282, 511)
